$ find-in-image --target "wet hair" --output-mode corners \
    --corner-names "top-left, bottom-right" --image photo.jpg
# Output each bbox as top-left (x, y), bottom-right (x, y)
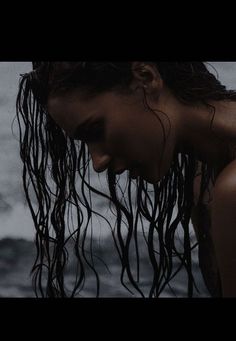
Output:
top-left (15, 62), bottom-right (236, 297)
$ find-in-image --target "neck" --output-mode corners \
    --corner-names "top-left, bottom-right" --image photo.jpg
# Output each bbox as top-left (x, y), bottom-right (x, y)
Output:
top-left (177, 101), bottom-right (233, 172)
top-left (155, 88), bottom-right (233, 172)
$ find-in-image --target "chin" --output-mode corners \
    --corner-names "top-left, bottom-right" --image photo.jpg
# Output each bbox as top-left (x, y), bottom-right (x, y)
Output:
top-left (141, 166), bottom-right (168, 184)
top-left (142, 173), bottom-right (161, 185)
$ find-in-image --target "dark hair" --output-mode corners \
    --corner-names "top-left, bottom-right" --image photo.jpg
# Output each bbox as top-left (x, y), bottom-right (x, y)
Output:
top-left (15, 62), bottom-right (236, 297)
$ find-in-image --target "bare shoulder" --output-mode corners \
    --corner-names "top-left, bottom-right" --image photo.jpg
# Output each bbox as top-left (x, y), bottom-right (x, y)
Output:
top-left (213, 159), bottom-right (236, 207)
top-left (211, 159), bottom-right (236, 297)
top-left (211, 160), bottom-right (236, 220)
top-left (213, 100), bottom-right (236, 142)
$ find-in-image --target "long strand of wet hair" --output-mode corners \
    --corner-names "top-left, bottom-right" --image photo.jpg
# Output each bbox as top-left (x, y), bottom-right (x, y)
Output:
top-left (15, 62), bottom-right (231, 297)
top-left (16, 71), bottom-right (200, 297)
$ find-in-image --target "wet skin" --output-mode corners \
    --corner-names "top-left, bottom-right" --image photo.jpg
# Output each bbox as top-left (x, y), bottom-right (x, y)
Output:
top-left (47, 88), bottom-right (178, 183)
top-left (47, 65), bottom-right (236, 297)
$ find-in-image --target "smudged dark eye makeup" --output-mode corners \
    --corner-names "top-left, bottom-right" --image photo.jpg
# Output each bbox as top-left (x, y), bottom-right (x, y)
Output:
top-left (75, 121), bottom-right (104, 142)
top-left (86, 121), bottom-right (104, 142)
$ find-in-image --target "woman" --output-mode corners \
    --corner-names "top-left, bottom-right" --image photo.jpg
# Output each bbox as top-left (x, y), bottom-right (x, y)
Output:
top-left (16, 62), bottom-right (236, 297)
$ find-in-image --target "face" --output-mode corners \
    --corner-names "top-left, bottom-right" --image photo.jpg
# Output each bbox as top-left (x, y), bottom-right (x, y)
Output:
top-left (47, 88), bottom-right (175, 184)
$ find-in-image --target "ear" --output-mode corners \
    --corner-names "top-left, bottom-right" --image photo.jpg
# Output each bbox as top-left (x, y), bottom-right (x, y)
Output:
top-left (131, 62), bottom-right (163, 98)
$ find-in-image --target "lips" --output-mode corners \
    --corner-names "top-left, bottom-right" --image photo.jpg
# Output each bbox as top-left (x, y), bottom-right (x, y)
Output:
top-left (114, 168), bottom-right (126, 175)
top-left (114, 165), bottom-right (141, 178)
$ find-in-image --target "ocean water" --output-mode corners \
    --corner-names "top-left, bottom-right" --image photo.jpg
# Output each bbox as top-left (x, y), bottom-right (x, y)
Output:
top-left (0, 61), bottom-right (235, 297)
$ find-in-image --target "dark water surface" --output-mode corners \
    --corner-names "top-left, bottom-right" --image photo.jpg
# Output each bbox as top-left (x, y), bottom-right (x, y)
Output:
top-left (0, 236), bottom-right (210, 297)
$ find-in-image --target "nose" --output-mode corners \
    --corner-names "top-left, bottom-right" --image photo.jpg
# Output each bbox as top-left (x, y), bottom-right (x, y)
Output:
top-left (89, 146), bottom-right (111, 173)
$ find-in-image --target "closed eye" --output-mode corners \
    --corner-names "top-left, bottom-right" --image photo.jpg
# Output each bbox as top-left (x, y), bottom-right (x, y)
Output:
top-left (74, 121), bottom-right (104, 142)
top-left (86, 121), bottom-right (104, 142)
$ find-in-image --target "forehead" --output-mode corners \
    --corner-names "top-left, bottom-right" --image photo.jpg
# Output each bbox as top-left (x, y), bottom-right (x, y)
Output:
top-left (47, 91), bottom-right (92, 135)
top-left (47, 89), bottom-right (128, 118)
top-left (47, 90), bottom-right (119, 136)
top-left (48, 90), bottom-right (85, 114)
top-left (48, 90), bottom-right (102, 118)
top-left (48, 89), bottom-right (110, 112)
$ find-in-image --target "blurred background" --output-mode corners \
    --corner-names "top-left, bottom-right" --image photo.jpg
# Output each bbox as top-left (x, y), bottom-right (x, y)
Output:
top-left (0, 62), bottom-right (235, 297)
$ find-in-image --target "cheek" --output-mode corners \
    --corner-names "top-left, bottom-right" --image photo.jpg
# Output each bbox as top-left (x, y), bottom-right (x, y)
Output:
top-left (108, 127), bottom-right (152, 163)
top-left (106, 115), bottom-right (163, 160)
top-left (109, 131), bottom-right (130, 156)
